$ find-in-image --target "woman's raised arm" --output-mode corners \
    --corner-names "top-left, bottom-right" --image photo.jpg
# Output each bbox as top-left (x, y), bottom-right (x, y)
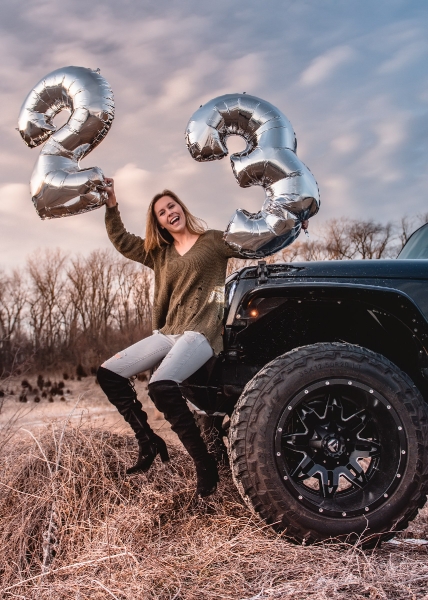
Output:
top-left (104, 178), bottom-right (154, 268)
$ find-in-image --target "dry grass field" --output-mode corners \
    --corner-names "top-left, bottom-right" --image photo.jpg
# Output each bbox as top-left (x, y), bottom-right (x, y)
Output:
top-left (1, 375), bottom-right (428, 599)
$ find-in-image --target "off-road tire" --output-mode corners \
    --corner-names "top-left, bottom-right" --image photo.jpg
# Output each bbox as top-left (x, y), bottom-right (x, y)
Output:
top-left (229, 342), bottom-right (428, 544)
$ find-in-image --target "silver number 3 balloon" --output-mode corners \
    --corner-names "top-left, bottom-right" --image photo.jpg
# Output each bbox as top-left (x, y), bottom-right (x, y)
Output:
top-left (18, 66), bottom-right (114, 220)
top-left (186, 93), bottom-right (320, 257)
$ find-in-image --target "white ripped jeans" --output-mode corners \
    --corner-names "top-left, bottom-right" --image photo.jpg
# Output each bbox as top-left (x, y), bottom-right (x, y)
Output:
top-left (102, 330), bottom-right (214, 383)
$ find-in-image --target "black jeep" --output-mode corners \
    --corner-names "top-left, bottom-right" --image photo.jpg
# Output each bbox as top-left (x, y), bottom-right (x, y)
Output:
top-left (182, 223), bottom-right (428, 544)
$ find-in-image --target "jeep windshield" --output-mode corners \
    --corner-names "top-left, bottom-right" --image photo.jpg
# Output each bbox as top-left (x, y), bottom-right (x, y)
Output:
top-left (398, 223), bottom-right (428, 259)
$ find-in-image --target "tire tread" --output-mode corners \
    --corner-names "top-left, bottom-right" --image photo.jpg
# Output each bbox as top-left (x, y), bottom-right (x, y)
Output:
top-left (228, 342), bottom-right (428, 544)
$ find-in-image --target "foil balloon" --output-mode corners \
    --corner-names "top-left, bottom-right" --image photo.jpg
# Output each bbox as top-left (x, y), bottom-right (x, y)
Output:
top-left (185, 94), bottom-right (320, 257)
top-left (18, 66), bottom-right (114, 219)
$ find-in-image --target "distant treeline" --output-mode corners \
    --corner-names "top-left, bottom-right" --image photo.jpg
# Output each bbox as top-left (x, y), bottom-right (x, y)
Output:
top-left (227, 214), bottom-right (427, 272)
top-left (1, 214), bottom-right (426, 375)
top-left (0, 249), bottom-right (153, 374)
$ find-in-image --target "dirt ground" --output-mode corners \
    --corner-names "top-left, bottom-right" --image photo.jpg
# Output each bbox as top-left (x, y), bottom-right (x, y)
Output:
top-left (0, 372), bottom-right (180, 447)
top-left (1, 372), bottom-right (427, 544)
top-left (1, 373), bottom-right (428, 598)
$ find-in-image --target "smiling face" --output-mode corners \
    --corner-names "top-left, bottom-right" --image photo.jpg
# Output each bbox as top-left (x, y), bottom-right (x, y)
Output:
top-left (154, 195), bottom-right (187, 235)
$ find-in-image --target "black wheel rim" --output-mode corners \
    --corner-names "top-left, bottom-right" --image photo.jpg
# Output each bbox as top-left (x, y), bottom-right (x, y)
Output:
top-left (275, 378), bottom-right (407, 518)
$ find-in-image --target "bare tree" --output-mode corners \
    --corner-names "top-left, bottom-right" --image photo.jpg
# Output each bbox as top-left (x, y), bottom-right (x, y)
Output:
top-left (0, 269), bottom-right (27, 372)
top-left (67, 249), bottom-right (118, 337)
top-left (27, 249), bottom-right (69, 361)
top-left (130, 267), bottom-right (153, 332)
top-left (397, 213), bottom-right (428, 252)
top-left (278, 237), bottom-right (331, 262)
top-left (114, 258), bottom-right (139, 333)
top-left (67, 255), bottom-right (90, 334)
top-left (322, 218), bottom-right (358, 260)
top-left (0, 269), bottom-right (26, 341)
top-left (349, 220), bottom-right (394, 259)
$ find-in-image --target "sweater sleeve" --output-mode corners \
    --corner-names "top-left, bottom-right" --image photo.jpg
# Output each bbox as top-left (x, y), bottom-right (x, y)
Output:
top-left (212, 230), bottom-right (246, 259)
top-left (105, 205), bottom-right (155, 269)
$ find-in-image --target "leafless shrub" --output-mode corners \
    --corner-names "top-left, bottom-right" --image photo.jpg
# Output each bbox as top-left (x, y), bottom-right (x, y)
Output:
top-left (0, 424), bottom-right (427, 599)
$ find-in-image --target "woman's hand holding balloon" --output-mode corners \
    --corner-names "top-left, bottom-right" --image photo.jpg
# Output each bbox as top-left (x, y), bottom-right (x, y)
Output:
top-left (302, 219), bottom-right (310, 238)
top-left (104, 178), bottom-right (117, 208)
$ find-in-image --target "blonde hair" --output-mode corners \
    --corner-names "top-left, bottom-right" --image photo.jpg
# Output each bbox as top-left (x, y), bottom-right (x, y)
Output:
top-left (144, 190), bottom-right (207, 251)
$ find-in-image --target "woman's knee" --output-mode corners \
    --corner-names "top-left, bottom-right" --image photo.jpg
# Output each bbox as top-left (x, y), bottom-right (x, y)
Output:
top-left (97, 365), bottom-right (111, 389)
top-left (97, 365), bottom-right (127, 392)
top-left (148, 380), bottom-right (180, 412)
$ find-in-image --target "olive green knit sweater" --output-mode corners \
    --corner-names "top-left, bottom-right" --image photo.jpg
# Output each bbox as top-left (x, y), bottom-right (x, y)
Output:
top-left (105, 205), bottom-right (242, 354)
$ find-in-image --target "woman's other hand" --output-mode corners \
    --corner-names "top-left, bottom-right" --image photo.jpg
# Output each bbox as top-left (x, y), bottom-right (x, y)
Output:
top-left (104, 177), bottom-right (117, 208)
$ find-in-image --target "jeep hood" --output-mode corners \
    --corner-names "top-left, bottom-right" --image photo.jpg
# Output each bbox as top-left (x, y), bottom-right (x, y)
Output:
top-left (268, 260), bottom-right (428, 280)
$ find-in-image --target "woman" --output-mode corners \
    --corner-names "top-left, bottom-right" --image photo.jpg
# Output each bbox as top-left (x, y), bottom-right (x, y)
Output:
top-left (97, 179), bottom-right (243, 497)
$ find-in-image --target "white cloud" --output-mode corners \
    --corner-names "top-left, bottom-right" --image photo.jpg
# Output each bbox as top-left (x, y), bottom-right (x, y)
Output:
top-left (0, 182), bottom-right (111, 267)
top-left (322, 176), bottom-right (350, 208)
top-left (299, 45), bottom-right (356, 87)
top-left (378, 40), bottom-right (427, 74)
top-left (355, 98), bottom-right (409, 184)
top-left (221, 53), bottom-right (266, 94)
top-left (331, 134), bottom-right (360, 155)
top-left (0, 183), bottom-right (29, 216)
top-left (2, 1), bottom-right (428, 267)
top-left (113, 163), bottom-right (153, 203)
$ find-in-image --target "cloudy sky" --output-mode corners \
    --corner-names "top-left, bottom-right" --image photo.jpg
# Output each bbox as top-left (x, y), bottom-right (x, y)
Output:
top-left (1, 0), bottom-right (428, 267)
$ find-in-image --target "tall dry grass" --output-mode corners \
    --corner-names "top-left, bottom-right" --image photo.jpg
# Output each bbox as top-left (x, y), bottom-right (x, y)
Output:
top-left (1, 422), bottom-right (428, 599)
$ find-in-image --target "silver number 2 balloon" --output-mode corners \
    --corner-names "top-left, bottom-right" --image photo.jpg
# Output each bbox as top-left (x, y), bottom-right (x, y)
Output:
top-left (186, 94), bottom-right (320, 257)
top-left (18, 66), bottom-right (114, 220)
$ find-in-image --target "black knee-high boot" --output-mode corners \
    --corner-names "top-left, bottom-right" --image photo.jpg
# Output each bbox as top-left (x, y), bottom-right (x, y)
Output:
top-left (97, 366), bottom-right (169, 474)
top-left (148, 380), bottom-right (219, 497)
